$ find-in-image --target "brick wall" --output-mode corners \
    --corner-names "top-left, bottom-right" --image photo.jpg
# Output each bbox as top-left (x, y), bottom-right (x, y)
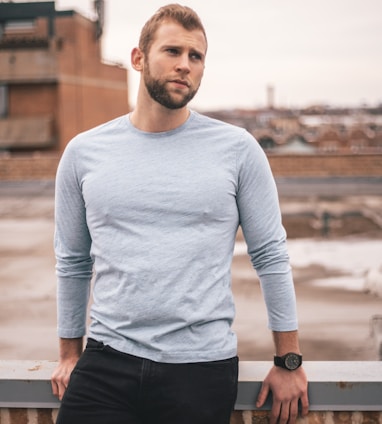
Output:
top-left (230, 411), bottom-right (382, 423)
top-left (0, 408), bottom-right (381, 424)
top-left (0, 154), bottom-right (60, 180)
top-left (0, 153), bottom-right (381, 181)
top-left (268, 153), bottom-right (382, 177)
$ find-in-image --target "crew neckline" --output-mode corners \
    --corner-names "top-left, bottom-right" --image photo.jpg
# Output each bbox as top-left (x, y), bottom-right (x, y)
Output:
top-left (125, 110), bottom-right (196, 137)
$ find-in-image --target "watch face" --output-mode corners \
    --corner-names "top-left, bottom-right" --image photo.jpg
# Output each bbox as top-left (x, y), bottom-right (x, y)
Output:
top-left (285, 353), bottom-right (301, 370)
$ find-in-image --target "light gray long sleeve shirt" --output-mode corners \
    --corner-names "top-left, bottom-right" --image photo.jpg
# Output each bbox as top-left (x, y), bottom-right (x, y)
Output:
top-left (55, 110), bottom-right (298, 363)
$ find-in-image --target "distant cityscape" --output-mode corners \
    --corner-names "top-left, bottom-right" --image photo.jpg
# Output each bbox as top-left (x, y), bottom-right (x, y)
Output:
top-left (206, 103), bottom-right (382, 155)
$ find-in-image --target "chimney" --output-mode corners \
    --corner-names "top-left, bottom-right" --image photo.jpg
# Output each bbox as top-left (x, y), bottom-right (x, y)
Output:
top-left (267, 84), bottom-right (274, 109)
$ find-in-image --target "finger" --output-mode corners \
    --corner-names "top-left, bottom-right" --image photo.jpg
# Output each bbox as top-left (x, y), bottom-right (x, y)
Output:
top-left (51, 379), bottom-right (58, 397)
top-left (278, 401), bottom-right (291, 424)
top-left (269, 400), bottom-right (282, 424)
top-left (289, 399), bottom-right (299, 424)
top-left (57, 381), bottom-right (67, 401)
top-left (63, 373), bottom-right (71, 388)
top-left (300, 391), bottom-right (310, 417)
top-left (256, 382), bottom-right (269, 408)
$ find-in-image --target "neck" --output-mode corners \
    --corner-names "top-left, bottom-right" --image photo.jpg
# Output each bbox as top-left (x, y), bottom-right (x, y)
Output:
top-left (130, 99), bottom-right (190, 133)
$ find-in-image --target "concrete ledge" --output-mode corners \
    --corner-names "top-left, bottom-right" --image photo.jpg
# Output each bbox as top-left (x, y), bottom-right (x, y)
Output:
top-left (237, 361), bottom-right (382, 411)
top-left (1, 360), bottom-right (381, 411)
top-left (0, 361), bottom-right (58, 409)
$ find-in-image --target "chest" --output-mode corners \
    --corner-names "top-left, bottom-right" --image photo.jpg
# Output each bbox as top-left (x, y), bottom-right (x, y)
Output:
top-left (81, 141), bottom-right (239, 229)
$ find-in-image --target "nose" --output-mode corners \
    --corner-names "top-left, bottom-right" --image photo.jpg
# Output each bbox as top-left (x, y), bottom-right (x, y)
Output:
top-left (175, 53), bottom-right (191, 73)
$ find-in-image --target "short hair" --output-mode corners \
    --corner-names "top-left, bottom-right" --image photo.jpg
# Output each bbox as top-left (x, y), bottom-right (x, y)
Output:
top-left (138, 3), bottom-right (207, 55)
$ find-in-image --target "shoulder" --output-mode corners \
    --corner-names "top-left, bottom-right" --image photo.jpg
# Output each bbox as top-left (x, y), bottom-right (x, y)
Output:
top-left (190, 110), bottom-right (258, 148)
top-left (68, 115), bottom-right (128, 148)
top-left (190, 111), bottom-right (261, 153)
top-left (190, 110), bottom-right (246, 135)
top-left (58, 115), bottom-right (129, 173)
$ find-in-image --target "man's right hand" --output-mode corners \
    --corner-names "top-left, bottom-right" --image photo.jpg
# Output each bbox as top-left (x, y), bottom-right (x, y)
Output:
top-left (51, 357), bottom-right (79, 400)
top-left (51, 337), bottom-right (83, 400)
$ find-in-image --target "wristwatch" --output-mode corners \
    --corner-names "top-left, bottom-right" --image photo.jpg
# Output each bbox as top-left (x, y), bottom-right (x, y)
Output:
top-left (274, 352), bottom-right (302, 371)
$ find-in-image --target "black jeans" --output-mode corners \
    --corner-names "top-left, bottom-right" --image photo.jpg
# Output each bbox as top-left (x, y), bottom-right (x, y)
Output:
top-left (56, 338), bottom-right (238, 424)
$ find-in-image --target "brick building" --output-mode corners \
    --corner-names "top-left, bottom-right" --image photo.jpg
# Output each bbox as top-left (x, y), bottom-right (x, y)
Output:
top-left (0, 1), bottom-right (129, 152)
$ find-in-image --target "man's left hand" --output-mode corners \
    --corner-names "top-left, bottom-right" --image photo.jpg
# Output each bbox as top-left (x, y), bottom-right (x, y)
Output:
top-left (256, 365), bottom-right (309, 424)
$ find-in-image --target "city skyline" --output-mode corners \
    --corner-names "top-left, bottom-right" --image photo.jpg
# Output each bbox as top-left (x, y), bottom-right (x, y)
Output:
top-left (56, 0), bottom-right (382, 111)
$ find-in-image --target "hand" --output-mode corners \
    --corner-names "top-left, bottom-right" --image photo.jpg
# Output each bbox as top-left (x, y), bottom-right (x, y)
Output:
top-left (51, 357), bottom-right (79, 400)
top-left (51, 337), bottom-right (83, 400)
top-left (256, 365), bottom-right (309, 424)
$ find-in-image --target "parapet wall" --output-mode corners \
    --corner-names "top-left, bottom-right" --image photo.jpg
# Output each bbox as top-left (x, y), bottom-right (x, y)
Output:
top-left (0, 153), bottom-right (381, 180)
top-left (0, 361), bottom-right (381, 424)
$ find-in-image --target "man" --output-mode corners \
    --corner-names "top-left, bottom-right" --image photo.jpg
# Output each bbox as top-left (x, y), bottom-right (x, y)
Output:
top-left (51, 4), bottom-right (309, 424)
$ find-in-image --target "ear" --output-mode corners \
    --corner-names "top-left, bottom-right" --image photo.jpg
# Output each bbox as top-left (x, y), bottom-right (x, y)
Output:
top-left (131, 47), bottom-right (144, 71)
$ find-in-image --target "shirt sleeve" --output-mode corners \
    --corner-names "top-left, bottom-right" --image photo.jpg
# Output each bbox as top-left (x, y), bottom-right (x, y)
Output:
top-left (54, 140), bottom-right (93, 338)
top-left (236, 131), bottom-right (298, 331)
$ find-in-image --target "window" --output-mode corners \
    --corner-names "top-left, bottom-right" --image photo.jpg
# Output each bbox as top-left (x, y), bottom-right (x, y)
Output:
top-left (4, 20), bottom-right (35, 34)
top-left (0, 85), bottom-right (8, 118)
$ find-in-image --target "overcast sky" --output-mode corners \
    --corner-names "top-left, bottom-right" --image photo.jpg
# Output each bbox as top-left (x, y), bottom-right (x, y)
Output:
top-left (56, 0), bottom-right (382, 111)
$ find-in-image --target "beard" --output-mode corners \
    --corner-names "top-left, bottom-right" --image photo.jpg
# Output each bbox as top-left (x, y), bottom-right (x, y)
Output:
top-left (143, 62), bottom-right (200, 110)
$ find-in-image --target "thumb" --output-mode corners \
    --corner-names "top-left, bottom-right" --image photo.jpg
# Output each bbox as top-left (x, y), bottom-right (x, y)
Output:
top-left (256, 381), bottom-right (269, 408)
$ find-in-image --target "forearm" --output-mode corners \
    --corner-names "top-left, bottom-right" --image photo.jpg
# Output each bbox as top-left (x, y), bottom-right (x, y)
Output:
top-left (272, 330), bottom-right (301, 356)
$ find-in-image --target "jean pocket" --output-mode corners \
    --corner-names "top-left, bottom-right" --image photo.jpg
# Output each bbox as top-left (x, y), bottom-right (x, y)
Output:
top-left (85, 338), bottom-right (105, 351)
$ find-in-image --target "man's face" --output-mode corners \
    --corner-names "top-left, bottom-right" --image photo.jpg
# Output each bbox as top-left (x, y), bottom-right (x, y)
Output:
top-left (142, 21), bottom-right (207, 109)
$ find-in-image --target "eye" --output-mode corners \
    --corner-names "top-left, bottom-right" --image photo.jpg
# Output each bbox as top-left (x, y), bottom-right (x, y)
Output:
top-left (190, 52), bottom-right (202, 61)
top-left (166, 48), bottom-right (179, 55)
top-left (190, 51), bottom-right (204, 63)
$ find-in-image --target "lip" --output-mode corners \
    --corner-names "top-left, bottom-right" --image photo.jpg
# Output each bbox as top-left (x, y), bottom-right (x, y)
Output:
top-left (170, 79), bottom-right (190, 88)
